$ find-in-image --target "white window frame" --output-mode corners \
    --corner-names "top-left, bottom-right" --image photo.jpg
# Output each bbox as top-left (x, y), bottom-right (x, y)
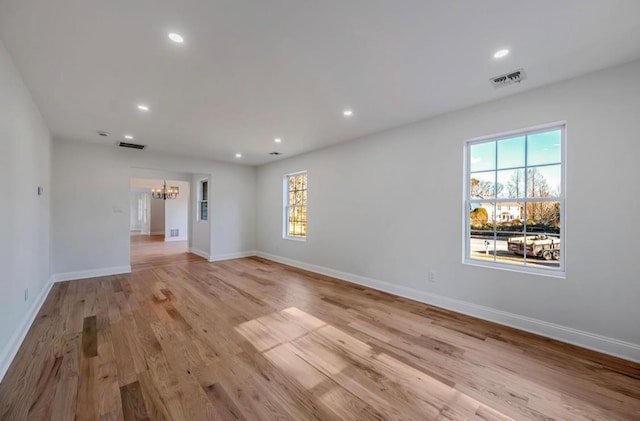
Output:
top-left (198, 179), bottom-right (208, 222)
top-left (137, 197), bottom-right (144, 222)
top-left (463, 122), bottom-right (566, 278)
top-left (283, 170), bottom-right (307, 241)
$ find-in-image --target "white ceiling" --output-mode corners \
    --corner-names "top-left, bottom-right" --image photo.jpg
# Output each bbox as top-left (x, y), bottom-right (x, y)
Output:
top-left (1, 1), bottom-right (640, 165)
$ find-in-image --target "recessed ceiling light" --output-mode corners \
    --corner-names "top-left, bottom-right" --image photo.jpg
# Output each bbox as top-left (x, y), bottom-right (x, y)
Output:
top-left (493, 49), bottom-right (509, 59)
top-left (124, 134), bottom-right (134, 140)
top-left (168, 32), bottom-right (184, 43)
top-left (274, 138), bottom-right (282, 143)
top-left (137, 104), bottom-right (149, 111)
top-left (235, 153), bottom-right (242, 158)
top-left (343, 109), bottom-right (353, 117)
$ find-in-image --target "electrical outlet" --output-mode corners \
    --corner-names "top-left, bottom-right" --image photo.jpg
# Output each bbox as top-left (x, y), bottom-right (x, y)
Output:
top-left (428, 271), bottom-right (436, 282)
top-left (25, 288), bottom-right (29, 301)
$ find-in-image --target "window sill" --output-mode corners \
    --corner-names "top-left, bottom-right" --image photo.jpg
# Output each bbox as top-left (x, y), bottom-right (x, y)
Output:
top-left (463, 259), bottom-right (566, 279)
top-left (283, 236), bottom-right (307, 242)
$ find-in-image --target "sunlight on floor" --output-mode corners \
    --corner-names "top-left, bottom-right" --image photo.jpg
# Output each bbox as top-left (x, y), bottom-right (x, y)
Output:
top-left (236, 306), bottom-right (514, 420)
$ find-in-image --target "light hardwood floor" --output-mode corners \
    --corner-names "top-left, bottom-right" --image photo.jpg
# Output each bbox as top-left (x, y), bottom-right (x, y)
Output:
top-left (0, 241), bottom-right (639, 420)
top-left (130, 234), bottom-right (204, 272)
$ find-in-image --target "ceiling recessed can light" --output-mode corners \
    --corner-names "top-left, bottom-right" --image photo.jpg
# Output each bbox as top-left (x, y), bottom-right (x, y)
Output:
top-left (235, 153), bottom-right (242, 158)
top-left (493, 49), bottom-right (509, 59)
top-left (168, 32), bottom-right (184, 43)
top-left (274, 138), bottom-right (282, 143)
top-left (137, 104), bottom-right (149, 111)
top-left (124, 134), bottom-right (134, 140)
top-left (343, 109), bottom-right (353, 117)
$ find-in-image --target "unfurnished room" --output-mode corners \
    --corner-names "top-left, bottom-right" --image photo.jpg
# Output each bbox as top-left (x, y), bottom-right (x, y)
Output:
top-left (1, 1), bottom-right (639, 420)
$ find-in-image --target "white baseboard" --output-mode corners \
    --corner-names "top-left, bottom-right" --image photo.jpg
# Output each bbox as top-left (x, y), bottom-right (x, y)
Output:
top-left (255, 251), bottom-right (640, 363)
top-left (164, 237), bottom-right (187, 242)
top-left (0, 277), bottom-right (54, 382)
top-left (52, 265), bottom-right (131, 282)
top-left (189, 247), bottom-right (209, 259)
top-left (209, 251), bottom-right (256, 262)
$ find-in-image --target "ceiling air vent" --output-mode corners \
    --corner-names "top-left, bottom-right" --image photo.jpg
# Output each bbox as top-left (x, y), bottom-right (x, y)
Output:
top-left (268, 151), bottom-right (282, 156)
top-left (118, 141), bottom-right (146, 150)
top-left (490, 68), bottom-right (527, 88)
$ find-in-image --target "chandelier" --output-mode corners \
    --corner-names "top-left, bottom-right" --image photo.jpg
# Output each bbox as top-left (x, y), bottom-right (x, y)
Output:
top-left (151, 180), bottom-right (179, 200)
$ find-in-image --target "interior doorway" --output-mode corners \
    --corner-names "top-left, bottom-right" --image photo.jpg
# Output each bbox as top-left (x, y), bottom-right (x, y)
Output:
top-left (129, 176), bottom-right (195, 271)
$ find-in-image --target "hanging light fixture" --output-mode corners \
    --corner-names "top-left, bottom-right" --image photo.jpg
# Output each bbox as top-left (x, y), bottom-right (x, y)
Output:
top-left (151, 180), bottom-right (179, 200)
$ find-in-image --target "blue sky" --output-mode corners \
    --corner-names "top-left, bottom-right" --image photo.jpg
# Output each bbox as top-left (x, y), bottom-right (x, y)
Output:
top-left (470, 130), bottom-right (562, 195)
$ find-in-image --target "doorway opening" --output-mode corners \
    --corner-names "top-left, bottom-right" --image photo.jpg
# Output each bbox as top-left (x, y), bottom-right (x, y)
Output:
top-left (129, 176), bottom-right (200, 271)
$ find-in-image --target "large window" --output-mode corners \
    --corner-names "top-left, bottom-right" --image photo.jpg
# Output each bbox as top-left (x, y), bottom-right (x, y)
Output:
top-left (199, 179), bottom-right (208, 221)
top-left (284, 171), bottom-right (307, 239)
top-left (464, 124), bottom-right (565, 275)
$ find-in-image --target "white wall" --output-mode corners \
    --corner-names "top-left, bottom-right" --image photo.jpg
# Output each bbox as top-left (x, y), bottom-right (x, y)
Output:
top-left (131, 168), bottom-right (192, 182)
top-left (52, 140), bottom-right (256, 275)
top-left (164, 180), bottom-right (189, 241)
top-left (150, 193), bottom-right (165, 235)
top-left (256, 59), bottom-right (640, 361)
top-left (190, 174), bottom-right (211, 258)
top-left (0, 40), bottom-right (52, 378)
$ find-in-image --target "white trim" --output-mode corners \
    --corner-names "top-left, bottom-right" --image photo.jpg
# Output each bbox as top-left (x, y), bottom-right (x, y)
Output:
top-left (0, 278), bottom-right (54, 382)
top-left (208, 251), bottom-right (256, 262)
top-left (463, 123), bottom-right (566, 276)
top-left (283, 236), bottom-right (307, 242)
top-left (189, 247), bottom-right (209, 259)
top-left (463, 260), bottom-right (565, 279)
top-left (52, 266), bottom-right (131, 282)
top-left (164, 237), bottom-right (187, 242)
top-left (283, 170), bottom-right (308, 240)
top-left (467, 120), bottom-right (568, 143)
top-left (255, 251), bottom-right (640, 363)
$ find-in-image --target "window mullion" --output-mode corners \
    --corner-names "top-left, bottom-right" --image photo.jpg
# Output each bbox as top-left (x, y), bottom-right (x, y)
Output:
top-left (465, 125), bottom-right (564, 274)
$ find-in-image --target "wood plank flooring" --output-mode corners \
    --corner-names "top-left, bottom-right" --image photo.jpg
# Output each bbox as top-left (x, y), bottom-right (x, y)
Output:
top-left (1, 244), bottom-right (639, 419)
top-left (130, 234), bottom-right (204, 272)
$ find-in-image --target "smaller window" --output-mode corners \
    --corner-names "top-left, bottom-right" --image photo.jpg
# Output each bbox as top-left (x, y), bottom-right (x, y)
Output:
top-left (284, 171), bottom-right (307, 239)
top-left (199, 180), bottom-right (208, 221)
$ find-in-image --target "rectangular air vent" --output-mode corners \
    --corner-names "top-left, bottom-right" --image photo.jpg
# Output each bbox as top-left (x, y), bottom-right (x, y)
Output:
top-left (118, 141), bottom-right (146, 150)
top-left (170, 229), bottom-right (179, 237)
top-left (490, 68), bottom-right (527, 89)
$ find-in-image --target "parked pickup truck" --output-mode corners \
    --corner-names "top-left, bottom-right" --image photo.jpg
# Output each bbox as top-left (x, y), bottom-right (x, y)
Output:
top-left (507, 234), bottom-right (560, 260)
